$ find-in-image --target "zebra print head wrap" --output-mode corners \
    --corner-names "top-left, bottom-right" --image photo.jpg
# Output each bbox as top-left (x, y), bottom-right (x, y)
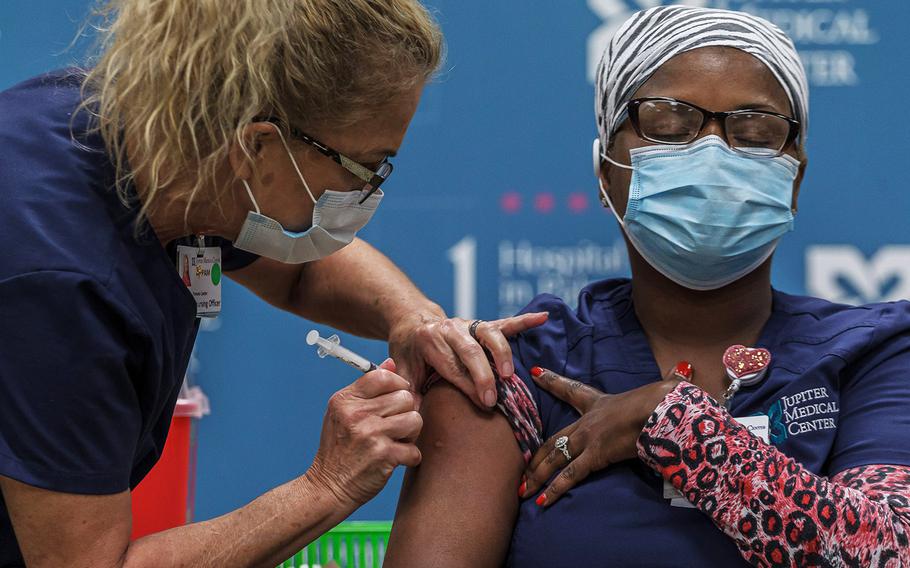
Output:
top-left (595, 6), bottom-right (809, 152)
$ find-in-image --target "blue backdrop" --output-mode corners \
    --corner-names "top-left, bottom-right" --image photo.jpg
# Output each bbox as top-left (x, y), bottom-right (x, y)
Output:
top-left (2, 0), bottom-right (908, 524)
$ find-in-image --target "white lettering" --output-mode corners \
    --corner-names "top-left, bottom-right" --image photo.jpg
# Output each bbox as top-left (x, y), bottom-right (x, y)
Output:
top-left (499, 239), bottom-right (627, 277)
top-left (784, 401), bottom-right (840, 422)
top-left (800, 50), bottom-right (859, 87)
top-left (498, 279), bottom-right (535, 311)
top-left (740, 7), bottom-right (878, 45)
top-left (788, 417), bottom-right (837, 435)
top-left (777, 385), bottom-right (839, 437)
top-left (780, 387), bottom-right (829, 412)
top-left (497, 239), bottom-right (630, 317)
top-left (588, 3), bottom-right (878, 87)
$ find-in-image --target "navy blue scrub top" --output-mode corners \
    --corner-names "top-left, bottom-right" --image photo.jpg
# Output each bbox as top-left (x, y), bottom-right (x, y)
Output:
top-left (507, 278), bottom-right (910, 567)
top-left (0, 70), bottom-right (258, 566)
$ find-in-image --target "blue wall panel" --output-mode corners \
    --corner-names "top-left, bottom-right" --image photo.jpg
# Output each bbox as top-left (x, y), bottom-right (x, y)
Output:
top-left (2, 0), bottom-right (907, 523)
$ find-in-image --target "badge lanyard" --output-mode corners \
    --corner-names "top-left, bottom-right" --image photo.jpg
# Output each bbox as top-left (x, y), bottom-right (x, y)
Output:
top-left (176, 235), bottom-right (222, 318)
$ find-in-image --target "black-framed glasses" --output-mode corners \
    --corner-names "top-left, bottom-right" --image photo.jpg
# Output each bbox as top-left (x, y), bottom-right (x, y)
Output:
top-left (627, 97), bottom-right (800, 158)
top-left (255, 116), bottom-right (393, 203)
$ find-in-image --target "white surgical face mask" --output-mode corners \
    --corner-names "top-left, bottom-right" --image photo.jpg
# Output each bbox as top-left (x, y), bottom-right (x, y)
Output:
top-left (233, 126), bottom-right (383, 264)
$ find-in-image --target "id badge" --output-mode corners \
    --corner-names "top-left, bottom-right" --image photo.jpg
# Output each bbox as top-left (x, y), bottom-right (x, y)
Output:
top-left (177, 244), bottom-right (222, 317)
top-left (734, 415), bottom-right (770, 444)
top-left (665, 415), bottom-right (770, 508)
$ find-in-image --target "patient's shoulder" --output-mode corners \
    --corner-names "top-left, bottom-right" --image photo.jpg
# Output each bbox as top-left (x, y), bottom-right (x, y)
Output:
top-left (421, 381), bottom-right (486, 423)
top-left (510, 278), bottom-right (632, 371)
top-left (419, 381), bottom-right (525, 467)
top-left (423, 370), bottom-right (543, 464)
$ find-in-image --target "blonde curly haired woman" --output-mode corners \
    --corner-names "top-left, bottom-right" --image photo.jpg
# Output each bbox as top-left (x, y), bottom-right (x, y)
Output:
top-left (0, 1), bottom-right (547, 566)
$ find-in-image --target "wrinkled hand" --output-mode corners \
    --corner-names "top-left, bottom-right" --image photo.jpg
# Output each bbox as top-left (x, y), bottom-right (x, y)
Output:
top-left (306, 358), bottom-right (423, 509)
top-left (388, 311), bottom-right (549, 409)
top-left (521, 367), bottom-right (681, 507)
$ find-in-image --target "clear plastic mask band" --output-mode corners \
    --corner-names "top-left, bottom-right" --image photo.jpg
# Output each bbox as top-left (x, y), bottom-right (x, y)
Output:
top-left (598, 178), bottom-right (626, 230)
top-left (602, 152), bottom-right (634, 171)
top-left (241, 179), bottom-right (261, 214)
top-left (269, 123), bottom-right (318, 205)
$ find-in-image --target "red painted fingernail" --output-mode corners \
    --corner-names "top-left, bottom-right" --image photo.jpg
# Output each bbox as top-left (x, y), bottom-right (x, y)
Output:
top-left (536, 493), bottom-right (547, 507)
top-left (518, 480), bottom-right (527, 498)
top-left (530, 367), bottom-right (544, 378)
top-left (674, 361), bottom-right (693, 380)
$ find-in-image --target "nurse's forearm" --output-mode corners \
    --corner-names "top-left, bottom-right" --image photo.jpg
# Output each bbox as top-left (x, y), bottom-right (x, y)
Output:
top-left (292, 238), bottom-right (444, 339)
top-left (3, 470), bottom-right (353, 568)
top-left (125, 471), bottom-right (354, 568)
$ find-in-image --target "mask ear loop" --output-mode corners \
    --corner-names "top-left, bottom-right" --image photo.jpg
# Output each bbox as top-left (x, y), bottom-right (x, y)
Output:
top-left (602, 153), bottom-right (634, 171)
top-left (593, 138), bottom-right (634, 172)
top-left (241, 179), bottom-right (261, 215)
top-left (268, 123), bottom-right (318, 205)
top-left (592, 138), bottom-right (630, 229)
top-left (598, 178), bottom-right (627, 230)
top-left (595, 143), bottom-right (654, 278)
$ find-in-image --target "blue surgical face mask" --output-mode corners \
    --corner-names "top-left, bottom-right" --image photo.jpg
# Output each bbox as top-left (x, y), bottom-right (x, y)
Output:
top-left (233, 126), bottom-right (383, 264)
top-left (594, 135), bottom-right (799, 291)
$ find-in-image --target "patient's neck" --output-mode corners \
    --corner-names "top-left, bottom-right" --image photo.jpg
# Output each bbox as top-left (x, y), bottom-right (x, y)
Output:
top-left (629, 252), bottom-right (773, 349)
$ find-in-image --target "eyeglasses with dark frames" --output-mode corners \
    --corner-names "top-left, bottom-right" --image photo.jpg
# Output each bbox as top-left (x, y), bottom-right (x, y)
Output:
top-left (254, 116), bottom-right (393, 204)
top-left (626, 97), bottom-right (800, 158)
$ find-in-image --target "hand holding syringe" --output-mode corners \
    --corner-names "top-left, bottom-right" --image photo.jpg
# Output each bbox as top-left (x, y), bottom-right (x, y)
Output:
top-left (303, 329), bottom-right (422, 508)
top-left (306, 330), bottom-right (378, 373)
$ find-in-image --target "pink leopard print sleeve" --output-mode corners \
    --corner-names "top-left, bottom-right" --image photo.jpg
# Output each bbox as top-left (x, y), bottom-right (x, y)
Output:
top-left (637, 381), bottom-right (910, 567)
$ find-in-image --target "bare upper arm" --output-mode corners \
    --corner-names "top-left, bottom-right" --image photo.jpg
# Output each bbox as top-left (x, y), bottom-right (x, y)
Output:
top-left (385, 382), bottom-right (525, 568)
top-left (1, 475), bottom-right (132, 568)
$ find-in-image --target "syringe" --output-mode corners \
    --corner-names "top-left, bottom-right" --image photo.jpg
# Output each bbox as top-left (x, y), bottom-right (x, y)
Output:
top-left (306, 330), bottom-right (378, 373)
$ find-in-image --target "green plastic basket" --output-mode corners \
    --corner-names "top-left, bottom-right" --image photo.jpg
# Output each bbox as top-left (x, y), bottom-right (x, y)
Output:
top-left (277, 521), bottom-right (392, 568)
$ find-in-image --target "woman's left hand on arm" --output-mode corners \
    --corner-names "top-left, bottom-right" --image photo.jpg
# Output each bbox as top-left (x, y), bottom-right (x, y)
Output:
top-left (388, 312), bottom-right (549, 410)
top-left (522, 368), bottom-right (681, 507)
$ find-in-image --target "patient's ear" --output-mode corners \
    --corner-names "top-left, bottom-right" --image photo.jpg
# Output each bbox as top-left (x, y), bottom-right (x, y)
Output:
top-left (597, 165), bottom-right (613, 209)
top-left (792, 154), bottom-right (807, 213)
top-left (593, 138), bottom-right (613, 210)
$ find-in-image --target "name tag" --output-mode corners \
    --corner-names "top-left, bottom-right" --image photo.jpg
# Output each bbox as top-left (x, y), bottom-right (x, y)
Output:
top-left (177, 244), bottom-right (222, 318)
top-left (665, 415), bottom-right (770, 508)
top-left (735, 415), bottom-right (770, 444)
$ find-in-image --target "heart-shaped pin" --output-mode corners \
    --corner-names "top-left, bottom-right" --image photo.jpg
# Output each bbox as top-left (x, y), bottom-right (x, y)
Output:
top-left (723, 345), bottom-right (771, 386)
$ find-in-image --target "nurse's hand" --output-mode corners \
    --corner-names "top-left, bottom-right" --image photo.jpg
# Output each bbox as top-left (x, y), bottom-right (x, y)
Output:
top-left (306, 358), bottom-right (423, 509)
top-left (521, 367), bottom-right (682, 507)
top-left (388, 312), bottom-right (549, 410)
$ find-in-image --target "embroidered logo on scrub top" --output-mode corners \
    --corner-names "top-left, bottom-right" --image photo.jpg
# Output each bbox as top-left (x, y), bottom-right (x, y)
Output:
top-left (767, 387), bottom-right (839, 444)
